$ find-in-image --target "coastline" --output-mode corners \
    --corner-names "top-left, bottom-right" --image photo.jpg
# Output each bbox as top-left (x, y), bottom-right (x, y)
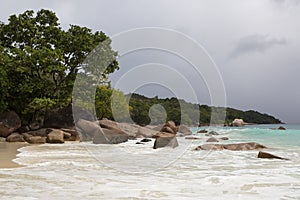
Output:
top-left (0, 142), bottom-right (27, 168)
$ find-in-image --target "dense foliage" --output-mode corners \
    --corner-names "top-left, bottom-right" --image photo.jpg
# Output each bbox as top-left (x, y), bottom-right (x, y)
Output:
top-left (128, 93), bottom-right (282, 126)
top-left (0, 9), bottom-right (119, 124)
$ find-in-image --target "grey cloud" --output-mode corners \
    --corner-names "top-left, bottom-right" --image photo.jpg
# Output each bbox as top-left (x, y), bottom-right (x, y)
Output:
top-left (230, 34), bottom-right (287, 58)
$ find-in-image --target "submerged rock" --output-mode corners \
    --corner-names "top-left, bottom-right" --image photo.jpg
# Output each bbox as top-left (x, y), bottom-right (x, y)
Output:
top-left (258, 151), bottom-right (289, 160)
top-left (278, 126), bottom-right (286, 130)
top-left (195, 144), bottom-right (224, 151)
top-left (195, 142), bottom-right (266, 151)
top-left (185, 136), bottom-right (201, 140)
top-left (220, 137), bottom-right (229, 140)
top-left (197, 129), bottom-right (208, 133)
top-left (205, 131), bottom-right (219, 136)
top-left (206, 137), bottom-right (219, 143)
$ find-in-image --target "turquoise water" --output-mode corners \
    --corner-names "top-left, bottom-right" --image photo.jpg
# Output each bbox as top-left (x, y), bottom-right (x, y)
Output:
top-left (193, 124), bottom-right (300, 149)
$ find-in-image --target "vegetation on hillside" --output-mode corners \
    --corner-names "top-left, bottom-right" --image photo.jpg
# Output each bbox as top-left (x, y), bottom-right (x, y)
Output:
top-left (127, 93), bottom-right (282, 126)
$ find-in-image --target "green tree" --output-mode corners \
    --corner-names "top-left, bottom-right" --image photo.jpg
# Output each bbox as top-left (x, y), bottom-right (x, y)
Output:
top-left (0, 9), bottom-right (119, 124)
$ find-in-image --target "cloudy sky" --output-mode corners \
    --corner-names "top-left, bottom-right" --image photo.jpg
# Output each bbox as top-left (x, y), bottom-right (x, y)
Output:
top-left (1, 0), bottom-right (300, 123)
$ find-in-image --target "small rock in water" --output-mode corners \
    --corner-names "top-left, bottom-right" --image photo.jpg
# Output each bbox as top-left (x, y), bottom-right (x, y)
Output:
top-left (185, 136), bottom-right (201, 140)
top-left (205, 131), bottom-right (219, 136)
top-left (140, 138), bottom-right (152, 143)
top-left (258, 151), bottom-right (289, 160)
top-left (220, 137), bottom-right (229, 140)
top-left (206, 137), bottom-right (219, 142)
top-left (136, 142), bottom-right (144, 145)
top-left (278, 126), bottom-right (286, 130)
top-left (197, 129), bottom-right (207, 133)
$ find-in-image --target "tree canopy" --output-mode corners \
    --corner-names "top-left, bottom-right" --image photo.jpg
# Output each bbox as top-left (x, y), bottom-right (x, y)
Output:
top-left (0, 9), bottom-right (119, 124)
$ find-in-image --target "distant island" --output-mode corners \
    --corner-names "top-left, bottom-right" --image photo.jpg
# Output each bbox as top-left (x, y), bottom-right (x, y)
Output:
top-left (128, 93), bottom-right (282, 126)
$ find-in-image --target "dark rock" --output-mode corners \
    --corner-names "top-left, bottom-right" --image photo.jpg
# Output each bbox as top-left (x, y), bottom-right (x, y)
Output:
top-left (17, 126), bottom-right (30, 134)
top-left (136, 142), bottom-right (144, 145)
top-left (205, 131), bottom-right (219, 136)
top-left (206, 137), bottom-right (219, 142)
top-left (26, 136), bottom-right (46, 144)
top-left (6, 133), bottom-right (25, 142)
top-left (178, 125), bottom-right (192, 136)
top-left (153, 132), bottom-right (178, 149)
top-left (0, 111), bottom-right (21, 137)
top-left (60, 128), bottom-right (80, 141)
top-left (29, 121), bottom-right (42, 131)
top-left (26, 128), bottom-right (52, 137)
top-left (220, 137), bottom-right (229, 140)
top-left (185, 136), bottom-right (201, 140)
top-left (140, 138), bottom-right (152, 142)
top-left (44, 105), bottom-right (95, 129)
top-left (258, 151), bottom-right (289, 160)
top-left (278, 126), bottom-right (286, 130)
top-left (46, 130), bottom-right (64, 143)
top-left (197, 129), bottom-right (208, 133)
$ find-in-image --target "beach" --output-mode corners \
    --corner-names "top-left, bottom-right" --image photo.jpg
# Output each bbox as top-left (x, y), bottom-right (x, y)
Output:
top-left (0, 125), bottom-right (299, 199)
top-left (0, 142), bottom-right (27, 168)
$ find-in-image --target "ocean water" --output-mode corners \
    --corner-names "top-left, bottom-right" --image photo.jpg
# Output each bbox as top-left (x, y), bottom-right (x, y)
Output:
top-left (0, 124), bottom-right (299, 200)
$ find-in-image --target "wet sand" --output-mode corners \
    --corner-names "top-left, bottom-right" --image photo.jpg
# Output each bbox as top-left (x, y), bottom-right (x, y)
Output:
top-left (0, 142), bottom-right (27, 168)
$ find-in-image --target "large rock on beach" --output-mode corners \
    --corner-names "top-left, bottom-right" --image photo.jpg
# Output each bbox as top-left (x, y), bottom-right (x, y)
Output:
top-left (6, 133), bottom-right (25, 142)
top-left (77, 119), bottom-right (129, 144)
top-left (26, 136), bottom-right (47, 144)
top-left (136, 126), bottom-right (157, 138)
top-left (0, 111), bottom-right (21, 137)
top-left (195, 142), bottom-right (266, 151)
top-left (93, 127), bottom-right (129, 144)
top-left (76, 119), bottom-right (101, 141)
top-left (258, 151), bottom-right (289, 160)
top-left (99, 118), bottom-right (118, 130)
top-left (46, 130), bottom-right (64, 143)
top-left (177, 125), bottom-right (192, 136)
top-left (163, 121), bottom-right (178, 133)
top-left (153, 132), bottom-right (178, 149)
top-left (231, 118), bottom-right (245, 127)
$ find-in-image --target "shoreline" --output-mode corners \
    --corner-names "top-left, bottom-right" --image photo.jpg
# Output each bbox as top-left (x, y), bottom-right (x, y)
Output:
top-left (0, 142), bottom-right (27, 169)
